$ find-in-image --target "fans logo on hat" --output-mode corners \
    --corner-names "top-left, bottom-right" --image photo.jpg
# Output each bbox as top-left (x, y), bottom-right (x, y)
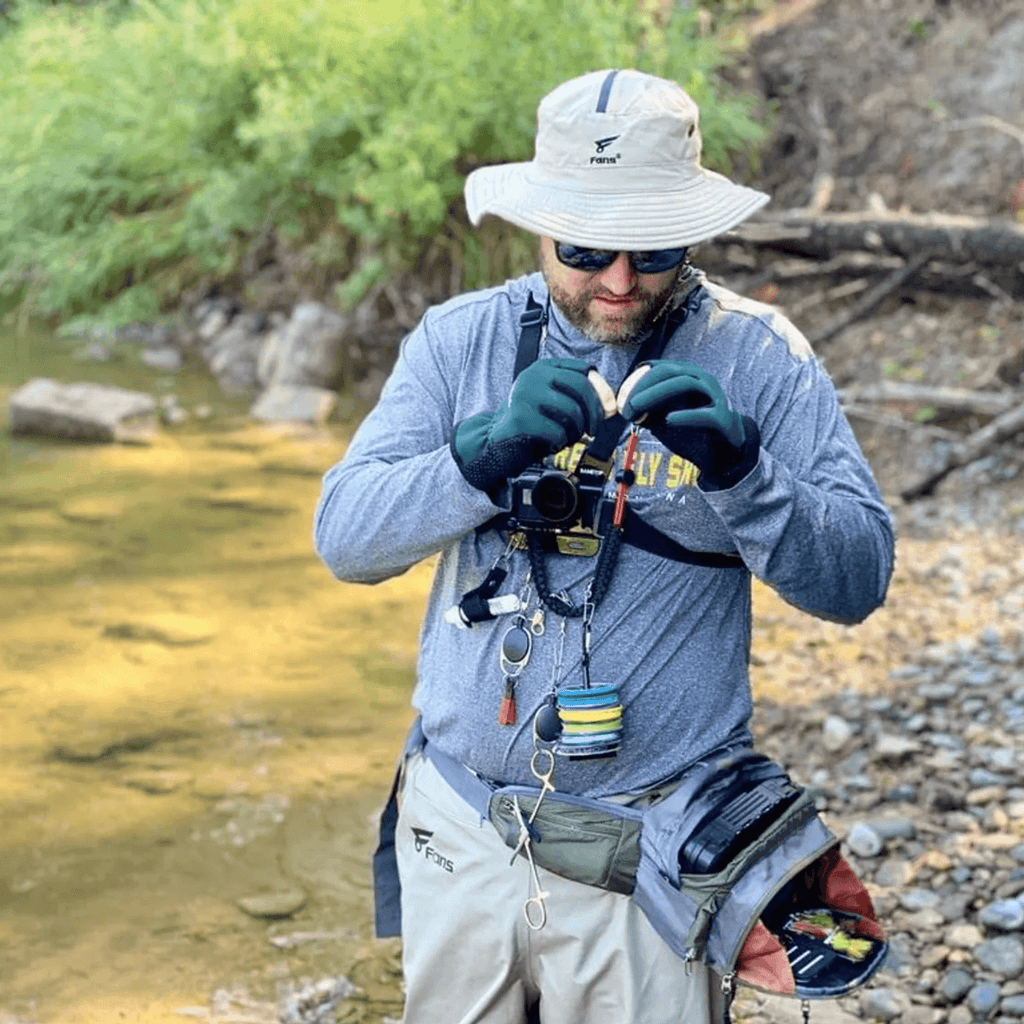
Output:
top-left (591, 136), bottom-right (621, 165)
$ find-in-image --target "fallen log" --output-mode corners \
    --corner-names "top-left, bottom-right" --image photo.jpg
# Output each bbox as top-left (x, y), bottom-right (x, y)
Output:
top-left (841, 403), bottom-right (957, 439)
top-left (839, 382), bottom-right (1018, 418)
top-left (901, 399), bottom-right (1024, 501)
top-left (807, 253), bottom-right (931, 346)
top-left (726, 210), bottom-right (1024, 266)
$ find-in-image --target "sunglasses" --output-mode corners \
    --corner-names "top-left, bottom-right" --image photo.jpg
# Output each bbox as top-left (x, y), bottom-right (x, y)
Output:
top-left (554, 242), bottom-right (689, 275)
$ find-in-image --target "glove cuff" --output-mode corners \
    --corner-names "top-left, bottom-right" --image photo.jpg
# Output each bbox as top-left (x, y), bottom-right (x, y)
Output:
top-left (452, 414), bottom-right (536, 496)
top-left (698, 415), bottom-right (761, 492)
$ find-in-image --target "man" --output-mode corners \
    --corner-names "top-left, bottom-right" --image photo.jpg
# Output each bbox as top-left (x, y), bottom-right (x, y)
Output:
top-left (315, 69), bottom-right (894, 1024)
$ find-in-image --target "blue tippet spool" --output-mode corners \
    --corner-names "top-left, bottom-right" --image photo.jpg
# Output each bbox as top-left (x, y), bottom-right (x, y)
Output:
top-left (555, 683), bottom-right (623, 760)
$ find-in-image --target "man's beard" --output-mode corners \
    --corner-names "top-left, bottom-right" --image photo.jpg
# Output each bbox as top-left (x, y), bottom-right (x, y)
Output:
top-left (540, 257), bottom-right (686, 347)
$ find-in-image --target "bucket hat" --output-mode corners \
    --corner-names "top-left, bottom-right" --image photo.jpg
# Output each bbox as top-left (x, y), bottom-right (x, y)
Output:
top-left (464, 69), bottom-right (770, 250)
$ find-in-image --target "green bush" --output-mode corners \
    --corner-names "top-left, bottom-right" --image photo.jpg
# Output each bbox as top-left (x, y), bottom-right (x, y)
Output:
top-left (0, 0), bottom-right (768, 332)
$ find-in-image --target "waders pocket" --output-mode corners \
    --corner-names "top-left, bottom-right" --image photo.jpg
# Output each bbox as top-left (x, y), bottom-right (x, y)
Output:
top-left (488, 786), bottom-right (642, 895)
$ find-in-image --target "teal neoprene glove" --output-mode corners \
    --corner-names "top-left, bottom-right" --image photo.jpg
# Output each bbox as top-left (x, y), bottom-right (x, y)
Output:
top-left (452, 357), bottom-right (603, 495)
top-left (619, 360), bottom-right (760, 491)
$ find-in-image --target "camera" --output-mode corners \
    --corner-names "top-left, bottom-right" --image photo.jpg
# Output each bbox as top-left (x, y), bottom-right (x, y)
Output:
top-left (509, 461), bottom-right (611, 556)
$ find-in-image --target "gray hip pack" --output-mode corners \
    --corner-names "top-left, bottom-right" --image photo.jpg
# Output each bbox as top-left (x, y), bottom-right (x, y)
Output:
top-left (373, 719), bottom-right (886, 1000)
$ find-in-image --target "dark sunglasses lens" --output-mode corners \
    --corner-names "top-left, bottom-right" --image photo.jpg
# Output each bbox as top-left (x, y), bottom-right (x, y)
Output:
top-left (554, 243), bottom-right (617, 271)
top-left (631, 248), bottom-right (689, 273)
top-left (555, 242), bottom-right (687, 274)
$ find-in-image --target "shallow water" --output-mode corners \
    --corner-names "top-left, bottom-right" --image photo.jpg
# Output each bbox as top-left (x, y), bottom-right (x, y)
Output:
top-left (0, 325), bottom-right (420, 1022)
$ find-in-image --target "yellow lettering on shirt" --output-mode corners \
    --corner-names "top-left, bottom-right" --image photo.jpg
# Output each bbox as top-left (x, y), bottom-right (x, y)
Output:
top-left (552, 442), bottom-right (585, 471)
top-left (646, 451), bottom-right (663, 487)
top-left (666, 454), bottom-right (700, 488)
top-left (634, 451), bottom-right (648, 486)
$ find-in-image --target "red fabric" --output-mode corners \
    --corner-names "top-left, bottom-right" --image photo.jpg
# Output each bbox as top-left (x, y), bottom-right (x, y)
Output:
top-left (810, 848), bottom-right (886, 941)
top-left (736, 920), bottom-right (795, 993)
top-left (736, 846), bottom-right (886, 992)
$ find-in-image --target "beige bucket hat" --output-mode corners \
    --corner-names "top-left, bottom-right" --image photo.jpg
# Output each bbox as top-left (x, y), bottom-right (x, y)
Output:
top-left (464, 69), bottom-right (769, 250)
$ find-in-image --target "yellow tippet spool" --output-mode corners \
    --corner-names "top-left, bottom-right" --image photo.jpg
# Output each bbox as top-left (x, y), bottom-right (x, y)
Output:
top-left (558, 707), bottom-right (623, 723)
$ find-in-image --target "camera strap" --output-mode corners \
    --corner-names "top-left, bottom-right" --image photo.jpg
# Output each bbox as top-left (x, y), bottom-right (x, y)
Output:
top-left (481, 286), bottom-right (745, 569)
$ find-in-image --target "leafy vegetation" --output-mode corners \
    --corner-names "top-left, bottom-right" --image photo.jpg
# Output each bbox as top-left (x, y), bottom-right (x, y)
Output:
top-left (0, 0), bottom-right (769, 332)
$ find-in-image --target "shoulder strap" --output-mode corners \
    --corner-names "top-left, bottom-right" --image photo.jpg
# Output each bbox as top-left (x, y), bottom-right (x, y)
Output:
top-left (513, 291), bottom-right (546, 379)
top-left (599, 503), bottom-right (745, 568)
top-left (489, 284), bottom-right (744, 569)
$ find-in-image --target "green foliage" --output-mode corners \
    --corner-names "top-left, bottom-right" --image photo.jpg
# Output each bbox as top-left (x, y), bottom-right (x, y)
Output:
top-left (0, 0), bottom-right (770, 328)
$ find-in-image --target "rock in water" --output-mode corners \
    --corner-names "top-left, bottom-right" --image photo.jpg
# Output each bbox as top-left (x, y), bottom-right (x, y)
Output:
top-left (250, 384), bottom-right (337, 425)
top-left (9, 378), bottom-right (157, 443)
top-left (237, 890), bottom-right (307, 919)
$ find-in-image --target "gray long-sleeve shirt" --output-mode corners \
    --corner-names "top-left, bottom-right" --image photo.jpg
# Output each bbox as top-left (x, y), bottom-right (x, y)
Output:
top-left (314, 269), bottom-right (894, 797)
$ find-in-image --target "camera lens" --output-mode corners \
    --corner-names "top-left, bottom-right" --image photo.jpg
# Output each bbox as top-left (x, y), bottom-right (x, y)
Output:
top-left (531, 472), bottom-right (579, 524)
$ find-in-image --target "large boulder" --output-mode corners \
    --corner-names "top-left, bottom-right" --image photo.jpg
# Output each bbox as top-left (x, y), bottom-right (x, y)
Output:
top-left (258, 301), bottom-right (347, 389)
top-left (9, 378), bottom-right (157, 443)
top-left (202, 311), bottom-right (268, 394)
top-left (249, 384), bottom-right (337, 425)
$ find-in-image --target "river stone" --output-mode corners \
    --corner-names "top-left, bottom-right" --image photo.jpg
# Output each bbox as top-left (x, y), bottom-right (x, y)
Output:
top-left (204, 312), bottom-right (266, 394)
top-left (140, 346), bottom-right (183, 371)
top-left (237, 890), bottom-right (306, 919)
top-left (823, 714), bottom-right (855, 750)
top-left (123, 769), bottom-right (193, 794)
top-left (860, 987), bottom-right (908, 1021)
top-left (249, 384), bottom-right (337, 425)
top-left (906, 907), bottom-right (946, 930)
top-left (980, 899), bottom-right (1024, 932)
top-left (941, 967), bottom-right (975, 1002)
top-left (946, 923), bottom-right (983, 948)
top-left (975, 936), bottom-right (1024, 976)
top-left (967, 785), bottom-right (1007, 806)
top-left (874, 734), bottom-right (923, 761)
top-left (846, 822), bottom-right (884, 857)
top-left (876, 858), bottom-right (912, 887)
top-left (940, 892), bottom-right (975, 922)
top-left (260, 301), bottom-right (347, 389)
top-left (970, 768), bottom-right (1008, 788)
top-left (921, 944), bottom-right (951, 969)
top-left (947, 1006), bottom-right (973, 1024)
top-left (9, 378), bottom-right (157, 443)
top-left (901, 888), bottom-right (942, 912)
top-left (867, 817), bottom-right (917, 841)
top-left (1003, 993), bottom-right (1024, 1015)
top-left (902, 1008), bottom-right (944, 1024)
top-left (102, 614), bottom-right (216, 646)
top-left (968, 982), bottom-right (1003, 1014)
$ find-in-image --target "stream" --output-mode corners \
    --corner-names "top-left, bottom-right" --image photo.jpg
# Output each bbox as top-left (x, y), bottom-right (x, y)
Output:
top-left (0, 325), bottom-right (416, 1022)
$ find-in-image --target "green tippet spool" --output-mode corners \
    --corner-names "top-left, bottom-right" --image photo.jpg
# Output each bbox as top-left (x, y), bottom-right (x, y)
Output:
top-left (555, 683), bottom-right (623, 760)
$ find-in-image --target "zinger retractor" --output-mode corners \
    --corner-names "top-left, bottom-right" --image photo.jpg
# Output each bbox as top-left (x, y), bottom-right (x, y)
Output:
top-left (497, 615), bottom-right (533, 726)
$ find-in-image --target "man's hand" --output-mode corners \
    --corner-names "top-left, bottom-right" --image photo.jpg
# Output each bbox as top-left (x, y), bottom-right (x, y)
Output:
top-left (619, 360), bottom-right (760, 491)
top-left (453, 358), bottom-right (604, 495)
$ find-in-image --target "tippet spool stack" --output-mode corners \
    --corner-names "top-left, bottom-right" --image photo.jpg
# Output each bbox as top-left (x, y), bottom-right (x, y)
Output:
top-left (555, 682), bottom-right (623, 760)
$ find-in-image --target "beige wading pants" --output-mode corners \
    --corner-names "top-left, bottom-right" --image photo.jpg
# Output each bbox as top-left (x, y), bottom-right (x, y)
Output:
top-left (395, 751), bottom-right (726, 1024)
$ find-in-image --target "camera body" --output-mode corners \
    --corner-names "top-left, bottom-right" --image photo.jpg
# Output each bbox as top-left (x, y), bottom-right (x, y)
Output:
top-left (509, 462), bottom-right (610, 555)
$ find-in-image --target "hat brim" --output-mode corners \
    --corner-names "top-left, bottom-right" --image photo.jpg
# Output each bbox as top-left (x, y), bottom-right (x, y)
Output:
top-left (465, 161), bottom-right (770, 249)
